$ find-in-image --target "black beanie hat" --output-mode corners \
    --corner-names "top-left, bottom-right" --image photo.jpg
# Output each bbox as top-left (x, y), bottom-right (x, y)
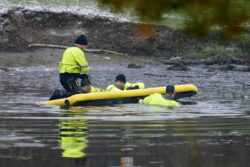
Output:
top-left (115, 74), bottom-right (126, 83)
top-left (75, 34), bottom-right (88, 45)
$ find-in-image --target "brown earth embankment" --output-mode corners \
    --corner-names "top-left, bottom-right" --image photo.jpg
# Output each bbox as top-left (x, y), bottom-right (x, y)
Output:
top-left (0, 7), bottom-right (249, 63)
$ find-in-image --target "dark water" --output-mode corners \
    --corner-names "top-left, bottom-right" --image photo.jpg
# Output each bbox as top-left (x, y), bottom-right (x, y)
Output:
top-left (1, 51), bottom-right (250, 167)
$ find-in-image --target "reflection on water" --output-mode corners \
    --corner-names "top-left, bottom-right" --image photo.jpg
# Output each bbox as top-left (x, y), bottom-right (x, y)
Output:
top-left (59, 109), bottom-right (88, 158)
top-left (1, 107), bottom-right (250, 166)
top-left (0, 63), bottom-right (250, 167)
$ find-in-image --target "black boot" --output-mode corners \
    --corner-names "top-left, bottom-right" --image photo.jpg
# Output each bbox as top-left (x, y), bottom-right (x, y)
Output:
top-left (49, 89), bottom-right (67, 100)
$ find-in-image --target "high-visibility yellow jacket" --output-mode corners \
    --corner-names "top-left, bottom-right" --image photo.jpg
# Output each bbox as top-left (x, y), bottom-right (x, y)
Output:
top-left (59, 47), bottom-right (89, 73)
top-left (105, 85), bottom-right (122, 92)
top-left (139, 93), bottom-right (180, 108)
top-left (125, 82), bottom-right (145, 89)
top-left (106, 82), bottom-right (145, 92)
top-left (90, 86), bottom-right (104, 93)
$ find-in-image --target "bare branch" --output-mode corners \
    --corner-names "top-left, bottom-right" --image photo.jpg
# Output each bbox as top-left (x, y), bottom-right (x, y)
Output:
top-left (28, 43), bottom-right (127, 56)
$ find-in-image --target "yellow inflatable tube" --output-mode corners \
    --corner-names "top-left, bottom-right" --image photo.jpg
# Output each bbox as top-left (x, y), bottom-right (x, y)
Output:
top-left (36, 84), bottom-right (198, 106)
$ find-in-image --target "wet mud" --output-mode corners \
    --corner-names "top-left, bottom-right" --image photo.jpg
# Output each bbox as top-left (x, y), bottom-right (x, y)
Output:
top-left (1, 48), bottom-right (250, 167)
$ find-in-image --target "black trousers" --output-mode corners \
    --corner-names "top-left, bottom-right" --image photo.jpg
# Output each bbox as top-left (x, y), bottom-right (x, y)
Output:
top-left (59, 73), bottom-right (88, 94)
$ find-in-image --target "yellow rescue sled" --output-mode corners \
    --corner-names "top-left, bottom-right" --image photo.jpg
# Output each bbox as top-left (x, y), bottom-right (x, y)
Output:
top-left (36, 84), bottom-right (198, 107)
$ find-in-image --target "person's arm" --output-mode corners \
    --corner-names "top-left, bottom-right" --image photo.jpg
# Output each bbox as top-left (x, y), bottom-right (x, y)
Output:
top-left (74, 51), bottom-right (90, 72)
top-left (106, 85), bottom-right (122, 92)
top-left (125, 82), bottom-right (145, 90)
top-left (90, 86), bottom-right (104, 93)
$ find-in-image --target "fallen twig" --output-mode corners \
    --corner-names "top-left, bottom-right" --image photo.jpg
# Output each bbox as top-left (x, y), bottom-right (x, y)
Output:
top-left (28, 43), bottom-right (127, 56)
top-left (0, 67), bottom-right (10, 72)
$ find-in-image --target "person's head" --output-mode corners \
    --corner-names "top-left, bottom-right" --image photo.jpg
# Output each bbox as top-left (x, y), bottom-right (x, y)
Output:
top-left (115, 74), bottom-right (126, 90)
top-left (165, 85), bottom-right (176, 99)
top-left (81, 77), bottom-right (91, 93)
top-left (75, 34), bottom-right (88, 50)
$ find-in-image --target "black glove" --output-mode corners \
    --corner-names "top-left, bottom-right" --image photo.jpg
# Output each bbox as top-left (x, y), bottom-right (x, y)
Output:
top-left (126, 85), bottom-right (139, 90)
top-left (80, 74), bottom-right (89, 79)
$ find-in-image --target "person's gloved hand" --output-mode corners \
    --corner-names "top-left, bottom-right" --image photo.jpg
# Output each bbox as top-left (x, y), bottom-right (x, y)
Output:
top-left (126, 85), bottom-right (139, 90)
top-left (80, 74), bottom-right (89, 79)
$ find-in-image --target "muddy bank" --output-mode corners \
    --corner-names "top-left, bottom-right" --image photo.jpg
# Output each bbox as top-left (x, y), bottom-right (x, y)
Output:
top-left (0, 7), bottom-right (250, 62)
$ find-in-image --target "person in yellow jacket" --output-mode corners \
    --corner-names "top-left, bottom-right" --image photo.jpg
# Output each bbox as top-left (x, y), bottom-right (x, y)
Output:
top-left (80, 77), bottom-right (103, 93)
top-left (106, 74), bottom-right (145, 92)
top-left (139, 85), bottom-right (180, 108)
top-left (49, 77), bottom-right (102, 100)
top-left (139, 93), bottom-right (180, 108)
top-left (59, 34), bottom-right (89, 94)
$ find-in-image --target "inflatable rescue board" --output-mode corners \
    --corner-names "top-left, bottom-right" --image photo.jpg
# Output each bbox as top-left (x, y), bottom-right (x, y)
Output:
top-left (36, 84), bottom-right (198, 106)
